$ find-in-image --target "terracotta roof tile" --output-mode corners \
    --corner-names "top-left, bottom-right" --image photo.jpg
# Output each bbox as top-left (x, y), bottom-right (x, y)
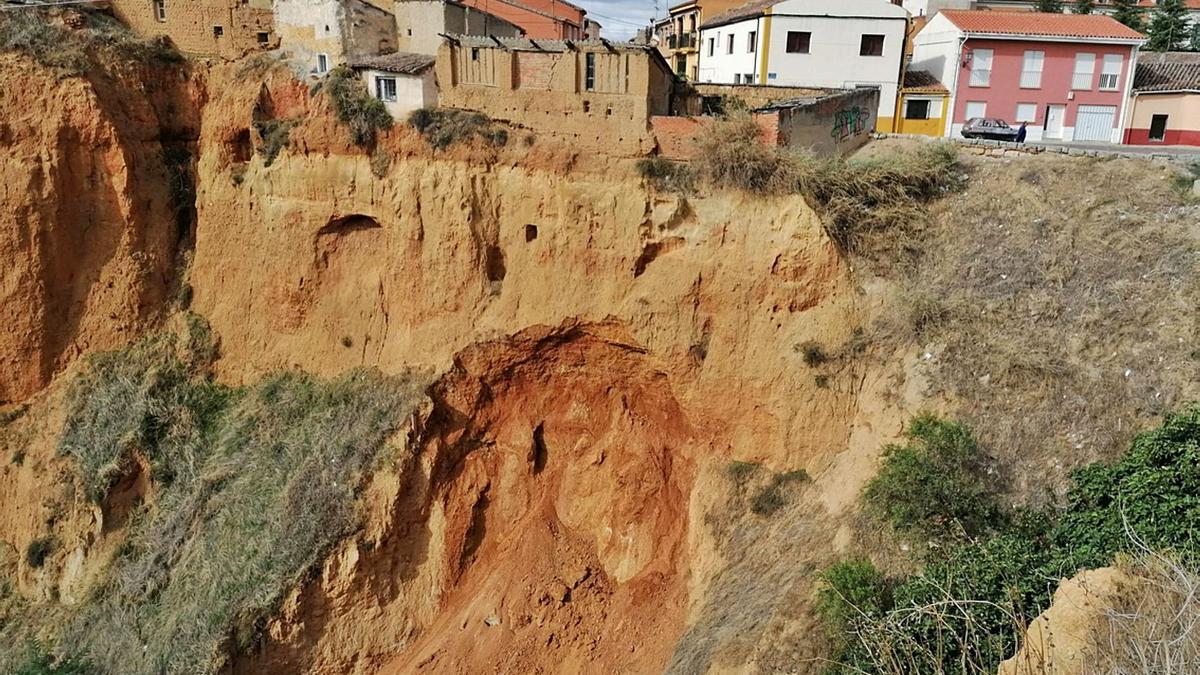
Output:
top-left (349, 52), bottom-right (435, 75)
top-left (1134, 51), bottom-right (1200, 92)
top-left (902, 69), bottom-right (949, 92)
top-left (940, 10), bottom-right (1146, 40)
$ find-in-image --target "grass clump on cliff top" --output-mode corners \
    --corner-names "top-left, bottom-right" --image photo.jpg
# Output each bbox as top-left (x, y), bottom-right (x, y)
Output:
top-left (636, 156), bottom-right (695, 193)
top-left (319, 65), bottom-right (393, 146)
top-left (0, 7), bottom-right (181, 76)
top-left (821, 407), bottom-right (1200, 674)
top-left (408, 107), bottom-right (509, 151)
top-left (694, 115), bottom-right (963, 252)
top-left (49, 322), bottom-right (427, 673)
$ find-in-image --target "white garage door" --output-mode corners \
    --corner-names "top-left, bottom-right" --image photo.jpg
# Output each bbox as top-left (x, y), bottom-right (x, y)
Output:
top-left (1074, 105), bottom-right (1117, 142)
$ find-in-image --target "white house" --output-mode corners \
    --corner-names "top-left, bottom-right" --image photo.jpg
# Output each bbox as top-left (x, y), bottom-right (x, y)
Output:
top-left (350, 52), bottom-right (438, 119)
top-left (697, 0), bottom-right (909, 129)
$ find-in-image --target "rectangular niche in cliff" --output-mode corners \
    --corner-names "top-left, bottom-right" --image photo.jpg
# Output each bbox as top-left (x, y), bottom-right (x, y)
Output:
top-left (525, 224), bottom-right (538, 242)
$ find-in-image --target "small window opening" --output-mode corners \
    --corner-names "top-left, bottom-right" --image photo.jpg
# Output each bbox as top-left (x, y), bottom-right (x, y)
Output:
top-left (257, 32), bottom-right (269, 44)
top-left (213, 25), bottom-right (224, 38)
top-left (524, 224), bottom-right (538, 242)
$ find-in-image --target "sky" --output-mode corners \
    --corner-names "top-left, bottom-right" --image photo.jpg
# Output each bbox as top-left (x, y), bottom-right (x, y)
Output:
top-left (578, 0), bottom-right (665, 39)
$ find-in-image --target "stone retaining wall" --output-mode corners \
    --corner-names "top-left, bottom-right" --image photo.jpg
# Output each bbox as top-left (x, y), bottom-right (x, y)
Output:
top-left (873, 133), bottom-right (1200, 163)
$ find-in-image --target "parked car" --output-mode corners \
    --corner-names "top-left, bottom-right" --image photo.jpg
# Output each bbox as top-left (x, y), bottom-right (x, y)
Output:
top-left (961, 118), bottom-right (1019, 141)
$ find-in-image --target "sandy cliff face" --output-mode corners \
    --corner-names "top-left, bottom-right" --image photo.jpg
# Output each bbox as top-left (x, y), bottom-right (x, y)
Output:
top-left (0, 55), bottom-right (202, 404)
top-left (1, 59), bottom-right (901, 674)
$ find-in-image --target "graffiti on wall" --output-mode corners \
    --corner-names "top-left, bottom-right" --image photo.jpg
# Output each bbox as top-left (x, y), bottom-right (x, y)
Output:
top-left (831, 105), bottom-right (871, 141)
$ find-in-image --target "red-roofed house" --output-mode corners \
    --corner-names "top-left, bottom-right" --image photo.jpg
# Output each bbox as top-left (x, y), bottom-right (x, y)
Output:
top-left (912, 10), bottom-right (1146, 143)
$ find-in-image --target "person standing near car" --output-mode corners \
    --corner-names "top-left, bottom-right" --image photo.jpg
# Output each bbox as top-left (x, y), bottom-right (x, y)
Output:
top-left (1016, 121), bottom-right (1028, 143)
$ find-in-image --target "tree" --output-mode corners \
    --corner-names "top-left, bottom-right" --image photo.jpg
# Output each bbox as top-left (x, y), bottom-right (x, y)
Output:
top-left (1111, 0), bottom-right (1145, 31)
top-left (1146, 0), bottom-right (1191, 51)
top-left (1036, 0), bottom-right (1064, 12)
top-left (1073, 0), bottom-right (1095, 14)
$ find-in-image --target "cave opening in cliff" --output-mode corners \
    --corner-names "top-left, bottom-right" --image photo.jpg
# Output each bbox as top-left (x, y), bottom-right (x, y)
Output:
top-left (484, 245), bottom-right (506, 283)
top-left (318, 214), bottom-right (382, 235)
top-left (525, 224), bottom-right (538, 242)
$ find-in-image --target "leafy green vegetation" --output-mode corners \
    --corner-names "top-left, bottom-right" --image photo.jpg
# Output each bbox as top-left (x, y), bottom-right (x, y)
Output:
top-left (10, 643), bottom-right (95, 675)
top-left (46, 326), bottom-right (426, 673)
top-left (408, 107), bottom-right (509, 151)
top-left (815, 558), bottom-right (893, 647)
top-left (862, 414), bottom-right (1004, 540)
top-left (253, 119), bottom-right (297, 167)
top-left (321, 66), bottom-right (393, 146)
top-left (750, 469), bottom-right (810, 516)
top-left (823, 407), bottom-right (1200, 673)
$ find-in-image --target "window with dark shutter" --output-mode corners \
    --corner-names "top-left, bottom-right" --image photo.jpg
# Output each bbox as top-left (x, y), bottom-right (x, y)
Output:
top-left (786, 31), bottom-right (810, 53)
top-left (860, 34), bottom-right (884, 56)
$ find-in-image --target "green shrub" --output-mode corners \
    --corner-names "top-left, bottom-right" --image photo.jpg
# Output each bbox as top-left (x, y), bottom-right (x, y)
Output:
top-left (10, 643), bottom-right (95, 675)
top-left (826, 407), bottom-right (1200, 674)
top-left (253, 119), bottom-right (296, 167)
top-left (323, 66), bottom-right (393, 146)
top-left (636, 157), bottom-right (695, 192)
top-left (816, 558), bottom-right (894, 641)
top-left (862, 414), bottom-right (1004, 539)
top-left (407, 107), bottom-right (509, 151)
top-left (0, 404), bottom-right (29, 428)
top-left (54, 333), bottom-right (427, 673)
top-left (799, 341), bottom-right (828, 367)
top-left (726, 460), bottom-right (760, 482)
top-left (750, 469), bottom-right (810, 516)
top-left (24, 538), bottom-right (54, 569)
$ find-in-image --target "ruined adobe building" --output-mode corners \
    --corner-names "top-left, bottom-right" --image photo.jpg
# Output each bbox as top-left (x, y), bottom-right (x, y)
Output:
top-left (107, 0), bottom-right (276, 59)
top-left (436, 36), bottom-right (676, 155)
top-left (393, 0), bottom-right (523, 55)
top-left (274, 0), bottom-right (398, 76)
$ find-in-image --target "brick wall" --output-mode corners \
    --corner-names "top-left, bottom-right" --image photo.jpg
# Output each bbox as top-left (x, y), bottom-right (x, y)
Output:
top-left (109, 0), bottom-right (274, 59)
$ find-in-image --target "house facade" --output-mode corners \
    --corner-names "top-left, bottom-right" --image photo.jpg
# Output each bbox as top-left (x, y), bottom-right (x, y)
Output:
top-left (656, 0), bottom-right (749, 80)
top-left (895, 68), bottom-right (950, 136)
top-left (351, 52), bottom-right (437, 118)
top-left (1125, 51), bottom-right (1200, 145)
top-left (107, 0), bottom-right (276, 58)
top-left (435, 36), bottom-right (675, 154)
top-left (457, 0), bottom-right (587, 39)
top-left (912, 11), bottom-right (1145, 142)
top-left (393, 0), bottom-right (523, 55)
top-left (696, 0), bottom-right (909, 131)
top-left (274, 0), bottom-right (399, 76)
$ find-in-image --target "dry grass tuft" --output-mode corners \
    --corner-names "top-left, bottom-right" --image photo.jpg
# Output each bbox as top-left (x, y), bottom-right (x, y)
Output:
top-left (868, 151), bottom-right (1200, 503)
top-left (0, 7), bottom-right (181, 76)
top-left (694, 116), bottom-right (964, 252)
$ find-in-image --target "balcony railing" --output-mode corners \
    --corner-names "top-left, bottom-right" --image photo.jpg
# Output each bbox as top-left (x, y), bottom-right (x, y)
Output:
top-left (668, 33), bottom-right (697, 50)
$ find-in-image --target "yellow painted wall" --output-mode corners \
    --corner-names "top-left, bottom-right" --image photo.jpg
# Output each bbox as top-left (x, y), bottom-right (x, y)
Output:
top-left (894, 95), bottom-right (947, 137)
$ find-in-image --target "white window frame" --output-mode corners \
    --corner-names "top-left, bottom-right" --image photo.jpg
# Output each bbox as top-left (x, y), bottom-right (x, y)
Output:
top-left (317, 53), bottom-right (330, 74)
top-left (1015, 103), bottom-right (1037, 122)
top-left (969, 48), bottom-right (992, 87)
top-left (904, 98), bottom-right (932, 120)
top-left (1073, 53), bottom-right (1095, 90)
top-left (1020, 50), bottom-right (1043, 88)
top-left (1099, 54), bottom-right (1122, 90)
top-left (154, 0), bottom-right (166, 21)
top-left (375, 76), bottom-right (397, 103)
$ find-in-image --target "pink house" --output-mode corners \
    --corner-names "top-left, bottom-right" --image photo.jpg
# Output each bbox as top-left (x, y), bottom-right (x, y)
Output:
top-left (912, 11), bottom-right (1146, 143)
